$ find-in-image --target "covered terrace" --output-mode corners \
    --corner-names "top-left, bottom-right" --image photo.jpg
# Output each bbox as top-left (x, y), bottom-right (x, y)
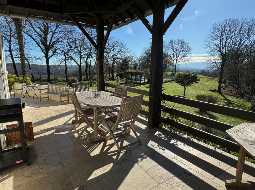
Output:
top-left (0, 0), bottom-right (255, 190)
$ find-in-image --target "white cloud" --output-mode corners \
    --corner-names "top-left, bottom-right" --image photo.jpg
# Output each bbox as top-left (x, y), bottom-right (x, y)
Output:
top-left (194, 10), bottom-right (199, 16)
top-left (181, 9), bottom-right (203, 22)
top-left (126, 26), bottom-right (134, 35)
top-left (186, 54), bottom-right (220, 62)
top-left (179, 23), bottom-right (184, 30)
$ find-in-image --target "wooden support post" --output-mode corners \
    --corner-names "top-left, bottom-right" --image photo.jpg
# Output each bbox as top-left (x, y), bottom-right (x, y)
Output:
top-left (225, 146), bottom-right (248, 188)
top-left (96, 17), bottom-right (105, 91)
top-left (236, 146), bottom-right (245, 183)
top-left (148, 2), bottom-right (164, 128)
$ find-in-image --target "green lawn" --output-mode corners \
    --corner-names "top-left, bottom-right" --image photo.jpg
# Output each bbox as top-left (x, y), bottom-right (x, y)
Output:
top-left (136, 75), bottom-right (252, 126)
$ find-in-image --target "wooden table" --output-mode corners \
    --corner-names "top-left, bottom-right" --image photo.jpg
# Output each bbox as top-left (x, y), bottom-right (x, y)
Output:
top-left (76, 91), bottom-right (122, 140)
top-left (226, 123), bottom-right (255, 188)
top-left (23, 84), bottom-right (40, 99)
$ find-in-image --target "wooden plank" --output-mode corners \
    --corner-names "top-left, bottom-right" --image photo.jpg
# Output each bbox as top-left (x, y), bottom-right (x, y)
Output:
top-left (236, 146), bottom-right (246, 183)
top-left (161, 117), bottom-right (240, 152)
top-left (162, 94), bottom-right (255, 122)
top-left (161, 106), bottom-right (233, 132)
top-left (227, 123), bottom-right (255, 157)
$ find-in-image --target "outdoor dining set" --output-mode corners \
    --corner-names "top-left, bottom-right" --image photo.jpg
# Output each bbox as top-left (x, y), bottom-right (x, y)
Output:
top-left (71, 86), bottom-right (144, 149)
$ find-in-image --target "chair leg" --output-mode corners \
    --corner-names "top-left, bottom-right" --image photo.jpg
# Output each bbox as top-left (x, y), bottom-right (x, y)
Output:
top-left (130, 124), bottom-right (141, 145)
top-left (109, 129), bottom-right (120, 150)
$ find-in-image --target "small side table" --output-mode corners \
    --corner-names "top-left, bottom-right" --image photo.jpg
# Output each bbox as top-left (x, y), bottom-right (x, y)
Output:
top-left (225, 123), bottom-right (255, 188)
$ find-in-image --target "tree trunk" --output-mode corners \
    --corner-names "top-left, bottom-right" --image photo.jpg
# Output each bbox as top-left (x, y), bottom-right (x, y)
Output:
top-left (183, 86), bottom-right (186, 96)
top-left (78, 64), bottom-right (82, 81)
top-left (8, 43), bottom-right (19, 76)
top-left (25, 57), bottom-right (35, 82)
top-left (12, 18), bottom-right (26, 76)
top-left (111, 62), bottom-right (115, 80)
top-left (218, 55), bottom-right (226, 94)
top-left (64, 54), bottom-right (68, 82)
top-left (88, 60), bottom-right (91, 80)
top-left (45, 55), bottom-right (51, 82)
top-left (85, 60), bottom-right (88, 80)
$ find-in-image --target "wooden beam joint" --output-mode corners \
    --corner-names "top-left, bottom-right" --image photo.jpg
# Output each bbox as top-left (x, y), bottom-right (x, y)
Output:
top-left (71, 16), bottom-right (98, 48)
top-left (104, 24), bottom-right (112, 48)
top-left (162, 0), bottom-right (188, 34)
top-left (134, 5), bottom-right (152, 33)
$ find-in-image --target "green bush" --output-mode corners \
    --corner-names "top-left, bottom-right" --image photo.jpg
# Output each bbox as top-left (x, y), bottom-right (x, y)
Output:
top-left (196, 94), bottom-right (218, 104)
top-left (8, 74), bottom-right (32, 90)
top-left (175, 72), bottom-right (199, 96)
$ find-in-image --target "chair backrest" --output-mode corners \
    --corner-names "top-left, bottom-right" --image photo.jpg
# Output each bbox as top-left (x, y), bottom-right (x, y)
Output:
top-left (48, 84), bottom-right (56, 93)
top-left (115, 95), bottom-right (143, 126)
top-left (71, 92), bottom-right (83, 114)
top-left (114, 86), bottom-right (127, 97)
top-left (75, 83), bottom-right (89, 92)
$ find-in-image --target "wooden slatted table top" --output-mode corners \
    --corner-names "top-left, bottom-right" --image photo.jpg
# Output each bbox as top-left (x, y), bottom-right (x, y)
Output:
top-left (227, 123), bottom-right (255, 157)
top-left (76, 91), bottom-right (122, 108)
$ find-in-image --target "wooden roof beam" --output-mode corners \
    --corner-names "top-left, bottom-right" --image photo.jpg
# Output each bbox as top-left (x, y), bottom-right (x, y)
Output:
top-left (104, 24), bottom-right (113, 48)
top-left (134, 5), bottom-right (152, 33)
top-left (72, 17), bottom-right (97, 48)
top-left (162, 0), bottom-right (188, 34)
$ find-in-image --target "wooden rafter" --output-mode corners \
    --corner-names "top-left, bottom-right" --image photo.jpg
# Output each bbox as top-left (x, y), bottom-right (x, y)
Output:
top-left (134, 5), bottom-right (152, 33)
top-left (72, 17), bottom-right (97, 48)
top-left (162, 0), bottom-right (188, 34)
top-left (104, 24), bottom-right (113, 47)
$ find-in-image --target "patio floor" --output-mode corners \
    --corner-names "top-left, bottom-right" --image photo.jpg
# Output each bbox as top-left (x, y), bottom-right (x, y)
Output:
top-left (1, 98), bottom-right (255, 190)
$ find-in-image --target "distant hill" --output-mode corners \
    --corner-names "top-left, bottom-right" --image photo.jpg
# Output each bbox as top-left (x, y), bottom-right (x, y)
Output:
top-left (6, 63), bottom-right (79, 79)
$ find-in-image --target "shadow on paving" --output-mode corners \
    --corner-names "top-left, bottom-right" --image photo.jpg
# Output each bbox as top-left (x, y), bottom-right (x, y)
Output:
top-left (2, 113), bottom-right (255, 190)
top-left (33, 110), bottom-right (74, 127)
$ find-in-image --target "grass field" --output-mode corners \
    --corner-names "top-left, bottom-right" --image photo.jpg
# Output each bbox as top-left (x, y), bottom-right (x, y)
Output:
top-left (136, 75), bottom-right (252, 126)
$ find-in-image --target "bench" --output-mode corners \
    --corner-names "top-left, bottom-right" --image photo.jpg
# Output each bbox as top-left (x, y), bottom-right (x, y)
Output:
top-left (226, 123), bottom-right (255, 188)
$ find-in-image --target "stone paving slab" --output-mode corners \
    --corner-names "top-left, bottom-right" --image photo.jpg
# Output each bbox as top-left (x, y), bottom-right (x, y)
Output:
top-left (0, 99), bottom-right (255, 190)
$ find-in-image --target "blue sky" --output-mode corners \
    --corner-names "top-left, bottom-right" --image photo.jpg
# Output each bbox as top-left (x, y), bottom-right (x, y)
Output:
top-left (111, 0), bottom-right (255, 58)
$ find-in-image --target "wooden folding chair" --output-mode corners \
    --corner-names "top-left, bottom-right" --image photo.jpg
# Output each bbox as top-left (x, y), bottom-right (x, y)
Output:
top-left (70, 92), bottom-right (94, 129)
top-left (100, 95), bottom-right (143, 150)
top-left (114, 86), bottom-right (127, 98)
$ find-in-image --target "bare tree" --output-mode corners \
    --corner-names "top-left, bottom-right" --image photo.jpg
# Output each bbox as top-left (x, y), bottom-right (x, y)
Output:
top-left (167, 39), bottom-right (191, 74)
top-left (67, 30), bottom-right (95, 81)
top-left (0, 16), bottom-right (19, 76)
top-left (105, 39), bottom-right (128, 80)
top-left (12, 17), bottom-right (26, 76)
top-left (206, 18), bottom-right (247, 94)
top-left (58, 26), bottom-right (74, 82)
top-left (138, 46), bottom-right (170, 83)
top-left (25, 19), bottom-right (64, 82)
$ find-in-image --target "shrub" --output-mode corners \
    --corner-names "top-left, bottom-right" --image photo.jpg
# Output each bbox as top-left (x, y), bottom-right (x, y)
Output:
top-left (175, 72), bottom-right (199, 96)
top-left (8, 74), bottom-right (32, 91)
top-left (196, 94), bottom-right (218, 104)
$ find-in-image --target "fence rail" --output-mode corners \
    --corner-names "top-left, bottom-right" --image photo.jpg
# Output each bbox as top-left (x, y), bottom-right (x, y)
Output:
top-left (162, 94), bottom-right (255, 122)
top-left (106, 83), bottom-right (255, 152)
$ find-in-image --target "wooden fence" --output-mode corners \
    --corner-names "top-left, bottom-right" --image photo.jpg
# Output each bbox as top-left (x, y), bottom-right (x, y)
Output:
top-left (106, 83), bottom-right (255, 152)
